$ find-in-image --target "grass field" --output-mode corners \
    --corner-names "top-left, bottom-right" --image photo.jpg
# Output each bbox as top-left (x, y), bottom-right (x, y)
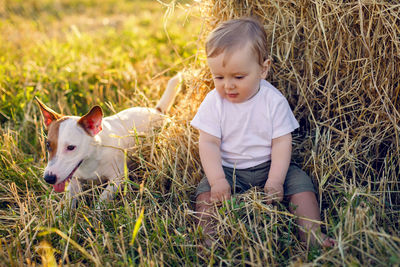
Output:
top-left (1, 0), bottom-right (399, 266)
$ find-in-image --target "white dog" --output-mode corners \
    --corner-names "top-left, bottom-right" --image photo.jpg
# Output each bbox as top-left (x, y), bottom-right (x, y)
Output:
top-left (35, 73), bottom-right (181, 207)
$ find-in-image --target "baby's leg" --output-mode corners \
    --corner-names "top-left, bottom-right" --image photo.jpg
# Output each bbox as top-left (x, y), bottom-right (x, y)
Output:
top-left (195, 192), bottom-right (214, 230)
top-left (288, 191), bottom-right (336, 248)
top-left (195, 192), bottom-right (217, 246)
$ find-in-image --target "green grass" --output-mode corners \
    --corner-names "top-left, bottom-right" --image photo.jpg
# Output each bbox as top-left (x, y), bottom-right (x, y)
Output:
top-left (1, 0), bottom-right (399, 266)
top-left (0, 0), bottom-right (205, 265)
top-left (1, 0), bottom-right (200, 122)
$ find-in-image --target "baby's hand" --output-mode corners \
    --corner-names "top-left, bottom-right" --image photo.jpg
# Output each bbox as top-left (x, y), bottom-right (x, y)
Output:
top-left (264, 180), bottom-right (284, 204)
top-left (210, 178), bottom-right (231, 203)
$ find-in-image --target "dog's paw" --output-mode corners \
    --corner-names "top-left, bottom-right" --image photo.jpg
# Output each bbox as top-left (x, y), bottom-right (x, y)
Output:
top-left (94, 202), bottom-right (102, 211)
top-left (95, 199), bottom-right (107, 212)
top-left (61, 205), bottom-right (72, 218)
top-left (70, 198), bottom-right (78, 209)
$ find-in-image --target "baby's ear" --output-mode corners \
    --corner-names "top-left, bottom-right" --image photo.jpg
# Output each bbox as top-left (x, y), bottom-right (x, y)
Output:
top-left (261, 58), bottom-right (272, 79)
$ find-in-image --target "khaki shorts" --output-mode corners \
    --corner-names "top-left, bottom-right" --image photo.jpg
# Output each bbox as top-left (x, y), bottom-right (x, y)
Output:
top-left (195, 161), bottom-right (316, 198)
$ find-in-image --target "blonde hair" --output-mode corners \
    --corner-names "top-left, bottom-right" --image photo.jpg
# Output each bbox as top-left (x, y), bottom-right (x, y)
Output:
top-left (205, 18), bottom-right (268, 66)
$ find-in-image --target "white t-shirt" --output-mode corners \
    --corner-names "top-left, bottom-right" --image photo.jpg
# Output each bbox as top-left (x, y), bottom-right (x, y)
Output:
top-left (191, 80), bottom-right (299, 169)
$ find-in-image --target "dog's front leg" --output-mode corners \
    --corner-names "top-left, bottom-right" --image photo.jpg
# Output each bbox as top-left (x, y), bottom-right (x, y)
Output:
top-left (98, 178), bottom-right (123, 204)
top-left (67, 177), bottom-right (82, 209)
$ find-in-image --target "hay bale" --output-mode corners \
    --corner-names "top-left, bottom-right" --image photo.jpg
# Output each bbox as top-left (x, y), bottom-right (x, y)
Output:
top-left (192, 0), bottom-right (400, 206)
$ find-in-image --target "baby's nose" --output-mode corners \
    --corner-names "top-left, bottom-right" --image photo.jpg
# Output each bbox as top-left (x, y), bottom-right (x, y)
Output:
top-left (224, 79), bottom-right (235, 89)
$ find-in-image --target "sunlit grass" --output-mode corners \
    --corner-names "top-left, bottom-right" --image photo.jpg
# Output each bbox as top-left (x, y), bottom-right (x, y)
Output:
top-left (0, 0), bottom-right (202, 121)
top-left (0, 1), bottom-right (206, 265)
top-left (1, 0), bottom-right (399, 266)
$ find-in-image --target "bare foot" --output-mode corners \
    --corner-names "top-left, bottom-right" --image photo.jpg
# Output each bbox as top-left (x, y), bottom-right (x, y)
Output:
top-left (309, 232), bottom-right (337, 248)
top-left (319, 233), bottom-right (337, 248)
top-left (196, 217), bottom-right (217, 256)
top-left (195, 192), bottom-right (217, 248)
top-left (198, 218), bottom-right (216, 247)
top-left (288, 192), bottom-right (336, 248)
top-left (201, 232), bottom-right (215, 248)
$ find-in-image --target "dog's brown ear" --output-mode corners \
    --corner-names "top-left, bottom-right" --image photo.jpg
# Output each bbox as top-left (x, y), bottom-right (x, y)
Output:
top-left (34, 97), bottom-right (62, 128)
top-left (78, 106), bottom-right (103, 136)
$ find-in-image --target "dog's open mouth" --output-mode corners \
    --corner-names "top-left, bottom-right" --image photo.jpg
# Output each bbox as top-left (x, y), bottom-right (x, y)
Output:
top-left (53, 160), bottom-right (83, 193)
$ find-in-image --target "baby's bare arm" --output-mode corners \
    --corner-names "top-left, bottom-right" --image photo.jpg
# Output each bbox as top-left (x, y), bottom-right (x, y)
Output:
top-left (199, 130), bottom-right (231, 202)
top-left (264, 133), bottom-right (292, 202)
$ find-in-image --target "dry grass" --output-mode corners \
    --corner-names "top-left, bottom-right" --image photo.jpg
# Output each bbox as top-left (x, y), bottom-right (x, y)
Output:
top-left (190, 0), bottom-right (400, 264)
top-left (0, 0), bottom-right (399, 266)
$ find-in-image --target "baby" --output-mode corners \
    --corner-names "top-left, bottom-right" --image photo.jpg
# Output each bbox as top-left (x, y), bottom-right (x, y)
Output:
top-left (191, 18), bottom-right (335, 247)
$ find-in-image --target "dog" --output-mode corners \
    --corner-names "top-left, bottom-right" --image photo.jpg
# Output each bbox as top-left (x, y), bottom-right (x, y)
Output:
top-left (35, 73), bottom-right (181, 207)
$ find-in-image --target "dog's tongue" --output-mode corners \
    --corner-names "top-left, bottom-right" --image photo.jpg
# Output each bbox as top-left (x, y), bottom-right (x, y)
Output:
top-left (53, 180), bottom-right (66, 193)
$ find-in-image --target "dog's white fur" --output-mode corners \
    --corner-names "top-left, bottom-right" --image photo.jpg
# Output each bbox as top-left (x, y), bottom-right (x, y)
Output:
top-left (36, 74), bottom-right (182, 207)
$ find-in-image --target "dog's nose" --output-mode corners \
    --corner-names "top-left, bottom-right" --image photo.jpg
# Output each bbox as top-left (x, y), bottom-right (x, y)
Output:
top-left (44, 173), bottom-right (57, 184)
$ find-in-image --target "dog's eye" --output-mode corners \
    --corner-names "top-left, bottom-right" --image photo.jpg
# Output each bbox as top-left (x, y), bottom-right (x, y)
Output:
top-left (46, 141), bottom-right (52, 152)
top-left (67, 145), bottom-right (76, 151)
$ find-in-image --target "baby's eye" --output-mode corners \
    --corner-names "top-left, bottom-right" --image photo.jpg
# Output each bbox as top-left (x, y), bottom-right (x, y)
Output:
top-left (235, 76), bottom-right (244, 80)
top-left (214, 76), bottom-right (223, 80)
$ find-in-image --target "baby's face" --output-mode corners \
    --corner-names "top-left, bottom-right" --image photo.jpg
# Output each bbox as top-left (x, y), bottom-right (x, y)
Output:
top-left (207, 43), bottom-right (270, 103)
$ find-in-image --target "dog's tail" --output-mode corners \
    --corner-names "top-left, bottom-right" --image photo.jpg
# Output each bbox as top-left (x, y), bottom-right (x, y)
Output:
top-left (155, 72), bottom-right (182, 114)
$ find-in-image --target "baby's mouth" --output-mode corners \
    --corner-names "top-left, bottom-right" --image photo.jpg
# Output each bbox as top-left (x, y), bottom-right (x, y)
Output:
top-left (227, 93), bottom-right (238, 98)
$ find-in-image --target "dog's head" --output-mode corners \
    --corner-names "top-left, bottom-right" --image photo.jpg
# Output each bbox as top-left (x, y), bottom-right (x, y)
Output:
top-left (35, 97), bottom-right (103, 192)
